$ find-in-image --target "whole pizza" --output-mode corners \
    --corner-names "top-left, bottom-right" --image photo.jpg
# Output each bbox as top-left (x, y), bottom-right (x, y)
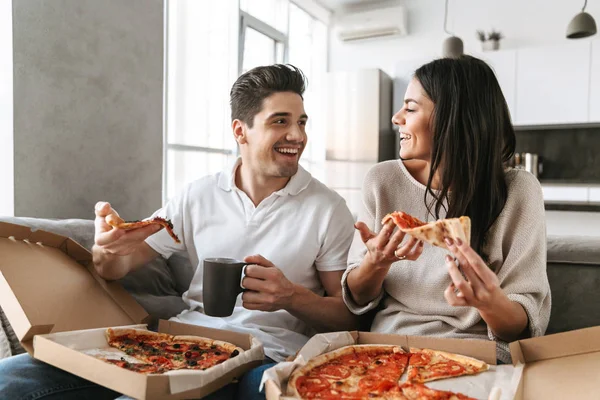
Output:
top-left (288, 344), bottom-right (488, 399)
top-left (95, 328), bottom-right (243, 374)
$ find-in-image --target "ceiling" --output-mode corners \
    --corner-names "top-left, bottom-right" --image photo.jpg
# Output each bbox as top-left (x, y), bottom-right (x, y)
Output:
top-left (316, 0), bottom-right (396, 13)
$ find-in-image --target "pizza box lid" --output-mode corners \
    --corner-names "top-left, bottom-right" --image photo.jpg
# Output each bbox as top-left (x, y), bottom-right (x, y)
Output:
top-left (0, 221), bottom-right (149, 353)
top-left (509, 326), bottom-right (600, 399)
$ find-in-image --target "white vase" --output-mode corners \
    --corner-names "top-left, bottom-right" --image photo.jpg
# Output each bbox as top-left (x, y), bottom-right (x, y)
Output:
top-left (482, 40), bottom-right (500, 51)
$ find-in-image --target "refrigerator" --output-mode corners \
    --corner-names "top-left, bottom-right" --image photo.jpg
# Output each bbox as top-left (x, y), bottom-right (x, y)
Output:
top-left (324, 69), bottom-right (396, 217)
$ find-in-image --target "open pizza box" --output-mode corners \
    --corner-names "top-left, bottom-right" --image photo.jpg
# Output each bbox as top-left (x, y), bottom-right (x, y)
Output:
top-left (509, 326), bottom-right (600, 400)
top-left (263, 328), bottom-right (600, 400)
top-left (261, 331), bottom-right (514, 400)
top-left (0, 221), bottom-right (264, 399)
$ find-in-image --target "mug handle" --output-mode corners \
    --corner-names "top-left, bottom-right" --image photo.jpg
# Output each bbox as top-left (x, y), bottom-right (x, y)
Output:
top-left (239, 263), bottom-right (250, 292)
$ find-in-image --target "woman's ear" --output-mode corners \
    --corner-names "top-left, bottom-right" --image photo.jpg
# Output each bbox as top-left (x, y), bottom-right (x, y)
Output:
top-left (232, 119), bottom-right (247, 144)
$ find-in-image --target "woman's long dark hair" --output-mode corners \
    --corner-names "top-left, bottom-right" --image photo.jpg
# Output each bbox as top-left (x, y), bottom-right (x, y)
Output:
top-left (414, 56), bottom-right (516, 257)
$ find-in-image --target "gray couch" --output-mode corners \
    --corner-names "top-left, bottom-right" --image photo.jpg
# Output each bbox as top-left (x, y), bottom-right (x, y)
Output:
top-left (1, 217), bottom-right (599, 358)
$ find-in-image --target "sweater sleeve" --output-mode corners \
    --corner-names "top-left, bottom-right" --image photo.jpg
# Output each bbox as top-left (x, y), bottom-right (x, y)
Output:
top-left (341, 166), bottom-right (385, 315)
top-left (487, 170), bottom-right (551, 340)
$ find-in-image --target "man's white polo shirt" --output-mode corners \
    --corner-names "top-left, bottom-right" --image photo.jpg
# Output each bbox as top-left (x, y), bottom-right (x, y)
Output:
top-left (145, 158), bottom-right (354, 361)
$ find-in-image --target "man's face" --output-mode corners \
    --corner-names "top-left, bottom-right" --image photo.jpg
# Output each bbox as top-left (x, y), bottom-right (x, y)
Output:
top-left (236, 92), bottom-right (308, 178)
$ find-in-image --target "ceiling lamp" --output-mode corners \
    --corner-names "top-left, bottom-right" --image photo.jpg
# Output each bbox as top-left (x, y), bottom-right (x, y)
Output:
top-left (442, 0), bottom-right (463, 57)
top-left (566, 0), bottom-right (597, 39)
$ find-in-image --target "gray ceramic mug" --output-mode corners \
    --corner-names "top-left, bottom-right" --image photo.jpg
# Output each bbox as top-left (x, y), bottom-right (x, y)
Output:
top-left (203, 258), bottom-right (249, 317)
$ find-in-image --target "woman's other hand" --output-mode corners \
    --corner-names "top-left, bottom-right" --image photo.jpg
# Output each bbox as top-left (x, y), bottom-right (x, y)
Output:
top-left (443, 237), bottom-right (528, 341)
top-left (355, 220), bottom-right (424, 269)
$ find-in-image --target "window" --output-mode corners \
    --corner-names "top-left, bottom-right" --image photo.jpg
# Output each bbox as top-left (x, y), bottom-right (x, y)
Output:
top-left (165, 0), bottom-right (329, 201)
top-left (288, 4), bottom-right (328, 181)
top-left (165, 0), bottom-right (239, 201)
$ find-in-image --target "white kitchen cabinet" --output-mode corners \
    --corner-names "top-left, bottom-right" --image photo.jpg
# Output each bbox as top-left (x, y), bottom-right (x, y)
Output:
top-left (515, 42), bottom-right (591, 126)
top-left (476, 50), bottom-right (517, 120)
top-left (590, 40), bottom-right (600, 123)
top-left (541, 185), bottom-right (588, 203)
top-left (588, 187), bottom-right (600, 203)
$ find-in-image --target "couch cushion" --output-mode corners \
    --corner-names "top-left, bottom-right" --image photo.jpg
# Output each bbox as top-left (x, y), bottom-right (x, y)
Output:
top-left (546, 261), bottom-right (600, 334)
top-left (547, 235), bottom-right (600, 265)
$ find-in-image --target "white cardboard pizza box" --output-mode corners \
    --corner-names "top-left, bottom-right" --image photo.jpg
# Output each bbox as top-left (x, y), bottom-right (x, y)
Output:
top-left (0, 221), bottom-right (264, 399)
top-left (34, 320), bottom-right (264, 400)
top-left (263, 330), bottom-right (501, 400)
top-left (263, 328), bottom-right (600, 400)
top-left (509, 326), bottom-right (600, 400)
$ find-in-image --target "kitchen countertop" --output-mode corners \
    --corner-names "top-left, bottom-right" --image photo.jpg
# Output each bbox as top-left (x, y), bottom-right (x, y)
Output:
top-left (540, 180), bottom-right (600, 186)
top-left (545, 202), bottom-right (600, 212)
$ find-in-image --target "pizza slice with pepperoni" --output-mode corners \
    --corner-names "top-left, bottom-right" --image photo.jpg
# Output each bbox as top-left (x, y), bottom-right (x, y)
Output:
top-left (382, 211), bottom-right (470, 250)
top-left (406, 348), bottom-right (489, 384)
top-left (106, 214), bottom-right (181, 243)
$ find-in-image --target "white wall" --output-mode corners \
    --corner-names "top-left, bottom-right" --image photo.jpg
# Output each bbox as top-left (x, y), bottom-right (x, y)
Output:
top-left (0, 0), bottom-right (14, 216)
top-left (330, 0), bottom-right (600, 77)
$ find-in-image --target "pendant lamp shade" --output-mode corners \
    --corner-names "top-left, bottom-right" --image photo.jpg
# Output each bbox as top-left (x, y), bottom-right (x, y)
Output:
top-left (443, 36), bottom-right (464, 58)
top-left (567, 0), bottom-right (597, 39)
top-left (442, 0), bottom-right (463, 58)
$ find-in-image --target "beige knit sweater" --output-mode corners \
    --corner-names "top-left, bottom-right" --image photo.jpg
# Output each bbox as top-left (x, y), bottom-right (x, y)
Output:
top-left (341, 160), bottom-right (551, 363)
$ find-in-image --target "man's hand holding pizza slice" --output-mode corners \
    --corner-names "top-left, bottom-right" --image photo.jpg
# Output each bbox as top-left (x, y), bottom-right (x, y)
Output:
top-left (94, 202), bottom-right (163, 256)
top-left (92, 202), bottom-right (161, 281)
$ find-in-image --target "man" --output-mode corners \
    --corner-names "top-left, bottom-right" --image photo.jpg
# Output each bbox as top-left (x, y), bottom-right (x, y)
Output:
top-left (0, 64), bottom-right (356, 400)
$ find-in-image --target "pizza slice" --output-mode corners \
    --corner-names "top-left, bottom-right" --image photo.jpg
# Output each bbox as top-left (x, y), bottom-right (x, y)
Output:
top-left (382, 211), bottom-right (470, 250)
top-left (399, 382), bottom-right (477, 400)
top-left (406, 348), bottom-right (489, 384)
top-left (165, 335), bottom-right (243, 370)
top-left (106, 214), bottom-right (181, 243)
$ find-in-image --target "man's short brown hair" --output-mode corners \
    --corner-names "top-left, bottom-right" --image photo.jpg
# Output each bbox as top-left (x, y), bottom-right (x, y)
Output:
top-left (230, 64), bottom-right (306, 128)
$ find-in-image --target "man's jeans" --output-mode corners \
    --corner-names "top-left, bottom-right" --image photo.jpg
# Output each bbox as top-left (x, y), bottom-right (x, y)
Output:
top-left (0, 353), bottom-right (274, 400)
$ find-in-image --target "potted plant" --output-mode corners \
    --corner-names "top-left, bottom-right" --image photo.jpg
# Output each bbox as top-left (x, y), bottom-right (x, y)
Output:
top-left (476, 29), bottom-right (504, 51)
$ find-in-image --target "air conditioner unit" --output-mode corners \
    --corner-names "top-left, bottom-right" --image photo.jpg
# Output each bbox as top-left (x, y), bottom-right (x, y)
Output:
top-left (334, 6), bottom-right (408, 42)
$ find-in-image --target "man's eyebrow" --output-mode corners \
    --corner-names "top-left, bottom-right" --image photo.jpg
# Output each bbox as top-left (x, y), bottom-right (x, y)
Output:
top-left (267, 112), bottom-right (309, 119)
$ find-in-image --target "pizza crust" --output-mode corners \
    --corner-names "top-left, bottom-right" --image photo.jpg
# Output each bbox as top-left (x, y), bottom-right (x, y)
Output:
top-left (106, 327), bottom-right (172, 343)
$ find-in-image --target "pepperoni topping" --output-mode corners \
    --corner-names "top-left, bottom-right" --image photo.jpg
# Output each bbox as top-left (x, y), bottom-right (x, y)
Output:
top-left (314, 365), bottom-right (351, 380)
top-left (295, 376), bottom-right (330, 396)
top-left (409, 352), bottom-right (431, 366)
top-left (429, 361), bottom-right (467, 376)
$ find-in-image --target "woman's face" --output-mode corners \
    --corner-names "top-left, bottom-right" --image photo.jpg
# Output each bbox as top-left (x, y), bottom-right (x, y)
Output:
top-left (392, 78), bottom-right (435, 162)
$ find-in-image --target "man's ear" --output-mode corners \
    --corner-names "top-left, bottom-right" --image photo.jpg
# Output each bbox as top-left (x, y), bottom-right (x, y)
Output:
top-left (232, 119), bottom-right (247, 144)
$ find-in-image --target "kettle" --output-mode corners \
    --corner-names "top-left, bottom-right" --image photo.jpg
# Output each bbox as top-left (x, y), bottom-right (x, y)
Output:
top-left (511, 153), bottom-right (543, 178)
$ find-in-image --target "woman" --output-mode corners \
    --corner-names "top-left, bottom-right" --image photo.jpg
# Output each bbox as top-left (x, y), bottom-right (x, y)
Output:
top-left (342, 56), bottom-right (550, 363)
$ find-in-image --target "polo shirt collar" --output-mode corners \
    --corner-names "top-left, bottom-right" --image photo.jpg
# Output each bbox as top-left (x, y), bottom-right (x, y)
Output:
top-left (217, 157), bottom-right (311, 196)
